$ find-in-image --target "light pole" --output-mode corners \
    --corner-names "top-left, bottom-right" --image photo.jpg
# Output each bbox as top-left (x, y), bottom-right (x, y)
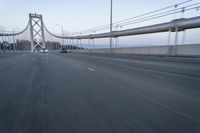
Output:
top-left (110, 0), bottom-right (113, 54)
top-left (56, 24), bottom-right (64, 49)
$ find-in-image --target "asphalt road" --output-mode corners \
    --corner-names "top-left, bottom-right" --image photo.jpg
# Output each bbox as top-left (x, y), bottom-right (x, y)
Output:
top-left (0, 52), bottom-right (200, 133)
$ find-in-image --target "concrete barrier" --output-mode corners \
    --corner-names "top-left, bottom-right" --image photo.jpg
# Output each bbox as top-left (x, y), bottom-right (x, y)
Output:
top-left (79, 44), bottom-right (200, 56)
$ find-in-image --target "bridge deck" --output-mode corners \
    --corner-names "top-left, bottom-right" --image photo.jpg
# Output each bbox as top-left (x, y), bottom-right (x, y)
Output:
top-left (0, 52), bottom-right (200, 133)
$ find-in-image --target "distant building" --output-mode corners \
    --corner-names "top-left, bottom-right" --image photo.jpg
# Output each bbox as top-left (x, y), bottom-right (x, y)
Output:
top-left (16, 40), bottom-right (31, 50)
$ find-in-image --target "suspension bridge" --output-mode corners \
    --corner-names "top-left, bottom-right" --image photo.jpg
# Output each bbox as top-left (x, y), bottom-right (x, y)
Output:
top-left (0, 0), bottom-right (200, 55)
top-left (0, 1), bottom-right (200, 133)
top-left (1, 12), bottom-right (200, 54)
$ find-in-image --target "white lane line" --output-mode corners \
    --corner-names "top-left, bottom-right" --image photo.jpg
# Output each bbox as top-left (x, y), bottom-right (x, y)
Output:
top-left (88, 67), bottom-right (95, 72)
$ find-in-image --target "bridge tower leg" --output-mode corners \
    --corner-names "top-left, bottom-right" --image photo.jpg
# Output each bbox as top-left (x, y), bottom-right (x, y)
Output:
top-left (174, 27), bottom-right (179, 55)
top-left (29, 13), bottom-right (46, 52)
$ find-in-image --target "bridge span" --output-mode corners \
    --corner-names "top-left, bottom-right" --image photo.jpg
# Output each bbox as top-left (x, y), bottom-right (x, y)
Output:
top-left (1, 2), bottom-right (200, 132)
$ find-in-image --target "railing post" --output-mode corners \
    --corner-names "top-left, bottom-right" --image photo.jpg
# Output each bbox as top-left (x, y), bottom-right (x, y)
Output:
top-left (182, 30), bottom-right (186, 45)
top-left (167, 28), bottom-right (172, 45)
top-left (92, 39), bottom-right (95, 49)
top-left (174, 26), bottom-right (179, 55)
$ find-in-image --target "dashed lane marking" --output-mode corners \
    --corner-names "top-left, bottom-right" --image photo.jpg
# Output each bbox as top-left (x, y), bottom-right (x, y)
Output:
top-left (88, 67), bottom-right (95, 72)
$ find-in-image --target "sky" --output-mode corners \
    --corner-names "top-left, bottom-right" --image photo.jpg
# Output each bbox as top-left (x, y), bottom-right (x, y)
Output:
top-left (0, 0), bottom-right (193, 32)
top-left (0, 0), bottom-right (200, 46)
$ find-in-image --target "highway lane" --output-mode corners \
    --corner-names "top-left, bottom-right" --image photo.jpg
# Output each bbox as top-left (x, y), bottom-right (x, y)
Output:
top-left (0, 52), bottom-right (200, 133)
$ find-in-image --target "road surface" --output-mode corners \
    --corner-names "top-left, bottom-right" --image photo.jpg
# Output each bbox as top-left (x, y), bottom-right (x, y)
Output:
top-left (0, 52), bottom-right (200, 133)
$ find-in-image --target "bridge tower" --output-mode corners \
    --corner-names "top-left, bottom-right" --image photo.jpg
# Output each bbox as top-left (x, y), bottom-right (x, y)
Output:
top-left (29, 13), bottom-right (46, 52)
